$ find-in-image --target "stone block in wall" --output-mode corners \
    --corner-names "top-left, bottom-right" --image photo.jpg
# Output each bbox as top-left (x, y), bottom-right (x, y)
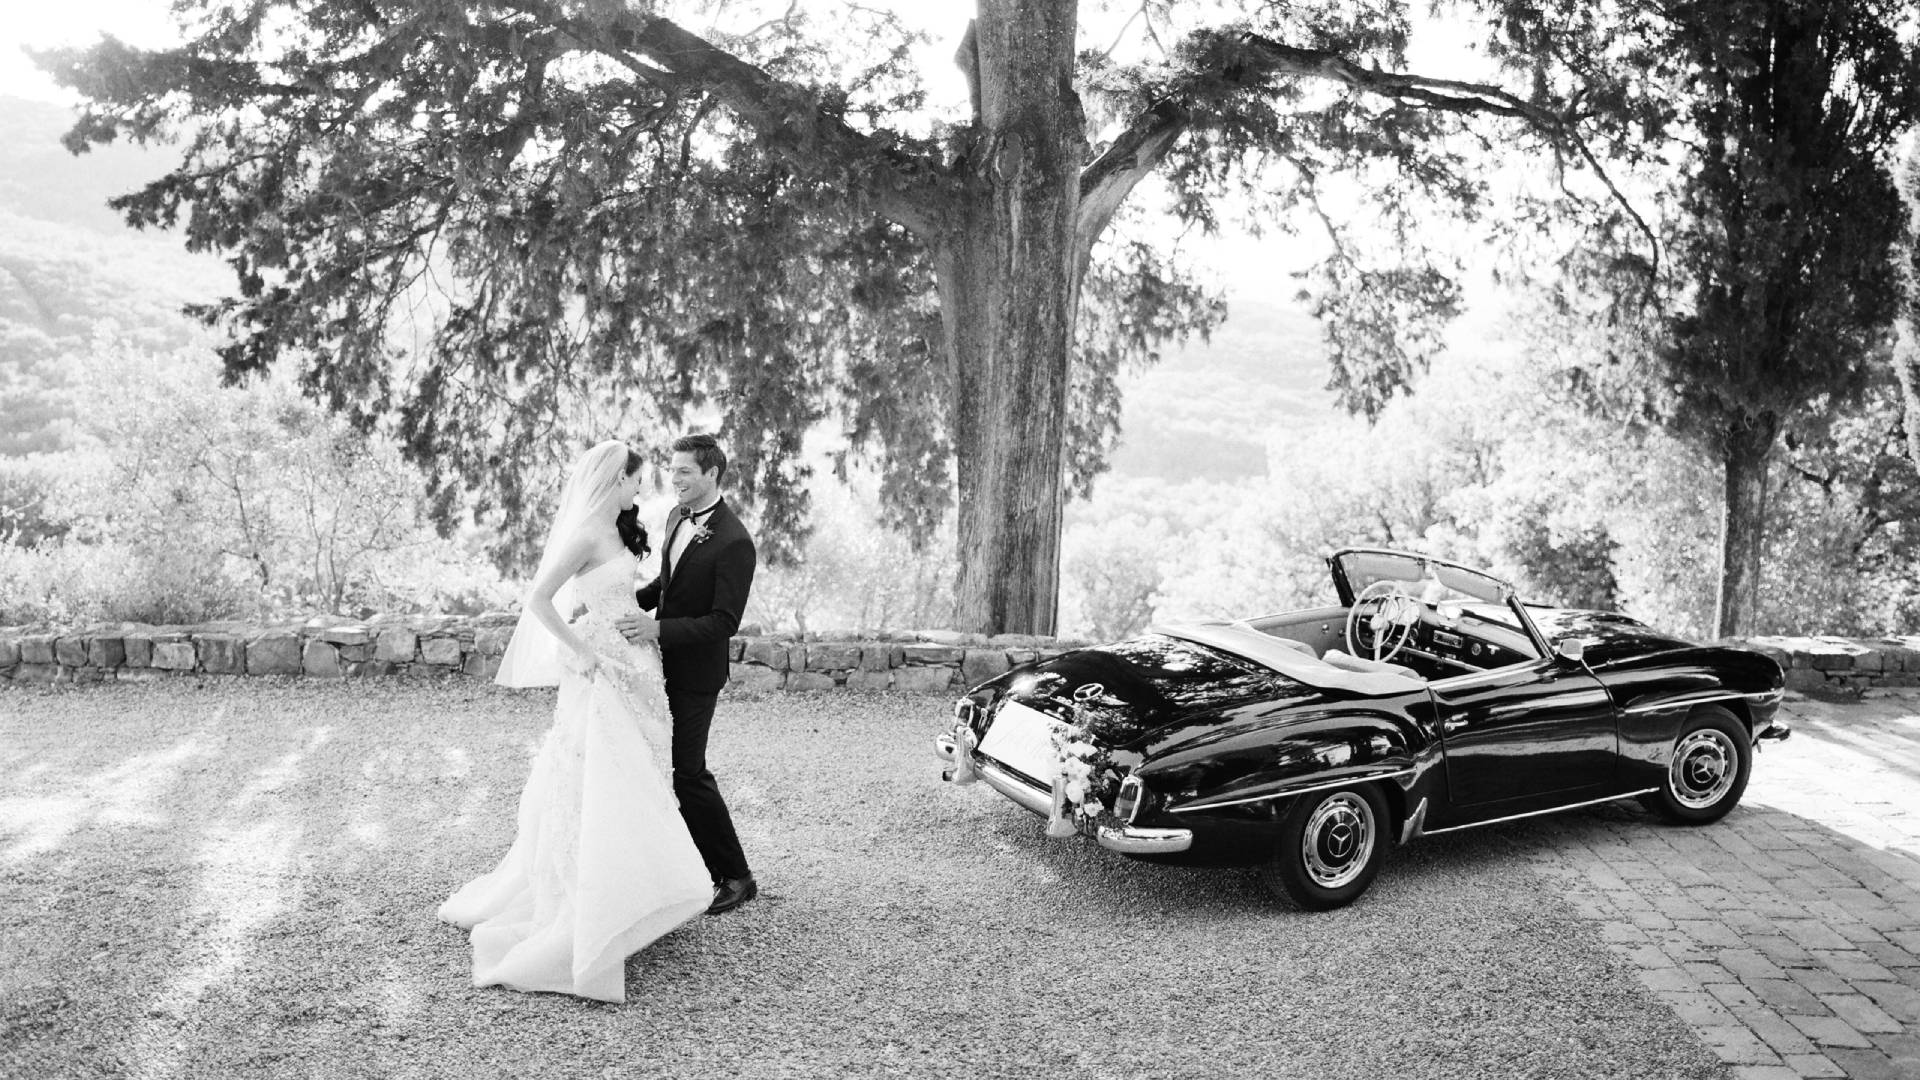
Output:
top-left (961, 649), bottom-right (1011, 687)
top-left (198, 634), bottom-right (245, 674)
top-left (303, 641), bottom-right (342, 677)
top-left (902, 644), bottom-right (964, 666)
top-left (12, 663), bottom-right (59, 683)
top-left (893, 666), bottom-right (955, 693)
top-left (463, 653), bottom-right (500, 681)
top-left (473, 627), bottom-right (515, 656)
top-left (786, 671), bottom-right (836, 692)
top-left (742, 641), bottom-right (790, 672)
top-left (420, 637), bottom-right (463, 666)
top-left (247, 632), bottom-right (303, 675)
top-left (315, 625), bottom-right (371, 647)
top-left (1853, 646), bottom-right (1887, 673)
top-left (123, 635), bottom-right (153, 668)
top-left (857, 648), bottom-right (890, 673)
top-left (1881, 641), bottom-right (1920, 674)
top-left (88, 637), bottom-right (126, 668)
top-left (20, 635), bottom-right (56, 665)
top-left (55, 637), bottom-right (88, 667)
top-left (1784, 668), bottom-right (1829, 693)
top-left (376, 628), bottom-right (418, 663)
top-left (1805, 642), bottom-right (1859, 671)
top-left (152, 642), bottom-right (197, 671)
top-left (729, 639), bottom-right (745, 661)
top-left (806, 643), bottom-right (863, 672)
top-left (0, 636), bottom-right (17, 667)
top-left (336, 644), bottom-right (373, 662)
top-left (845, 669), bottom-right (893, 691)
top-left (728, 664), bottom-right (785, 692)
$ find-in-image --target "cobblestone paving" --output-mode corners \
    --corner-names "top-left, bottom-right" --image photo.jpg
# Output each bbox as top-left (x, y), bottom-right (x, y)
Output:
top-left (1527, 690), bottom-right (1920, 1080)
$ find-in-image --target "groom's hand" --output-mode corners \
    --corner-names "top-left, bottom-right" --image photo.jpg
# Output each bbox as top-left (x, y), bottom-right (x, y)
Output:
top-left (616, 612), bottom-right (660, 643)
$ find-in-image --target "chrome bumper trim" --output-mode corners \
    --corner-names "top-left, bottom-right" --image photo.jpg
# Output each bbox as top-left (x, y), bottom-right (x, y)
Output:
top-left (976, 758), bottom-right (1054, 817)
top-left (1096, 825), bottom-right (1193, 855)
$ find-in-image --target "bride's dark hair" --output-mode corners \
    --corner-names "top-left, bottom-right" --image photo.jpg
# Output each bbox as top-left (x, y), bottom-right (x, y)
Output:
top-left (614, 447), bottom-right (649, 557)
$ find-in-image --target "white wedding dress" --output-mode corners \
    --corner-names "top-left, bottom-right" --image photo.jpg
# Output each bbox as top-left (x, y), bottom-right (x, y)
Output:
top-left (438, 555), bottom-right (713, 1003)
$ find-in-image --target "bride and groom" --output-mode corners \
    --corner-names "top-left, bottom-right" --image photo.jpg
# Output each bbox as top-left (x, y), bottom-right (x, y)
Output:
top-left (436, 433), bottom-right (758, 1003)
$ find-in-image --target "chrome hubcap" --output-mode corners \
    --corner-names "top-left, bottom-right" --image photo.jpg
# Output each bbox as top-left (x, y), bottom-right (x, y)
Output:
top-left (1302, 793), bottom-right (1374, 888)
top-left (1670, 729), bottom-right (1737, 809)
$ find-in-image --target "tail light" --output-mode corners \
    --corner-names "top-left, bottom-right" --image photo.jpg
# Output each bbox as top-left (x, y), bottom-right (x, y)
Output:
top-left (1114, 775), bottom-right (1147, 824)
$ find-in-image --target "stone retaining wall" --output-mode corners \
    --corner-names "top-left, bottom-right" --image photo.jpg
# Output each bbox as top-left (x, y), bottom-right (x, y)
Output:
top-left (0, 615), bottom-right (1081, 694)
top-left (1, 618), bottom-right (1915, 696)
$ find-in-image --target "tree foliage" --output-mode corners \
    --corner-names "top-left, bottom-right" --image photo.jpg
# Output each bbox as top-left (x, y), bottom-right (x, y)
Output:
top-left (1482, 0), bottom-right (1920, 635)
top-left (40, 0), bottom-right (1617, 631)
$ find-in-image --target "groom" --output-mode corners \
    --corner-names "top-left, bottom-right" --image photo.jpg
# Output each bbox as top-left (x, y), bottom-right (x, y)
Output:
top-left (619, 433), bottom-right (758, 914)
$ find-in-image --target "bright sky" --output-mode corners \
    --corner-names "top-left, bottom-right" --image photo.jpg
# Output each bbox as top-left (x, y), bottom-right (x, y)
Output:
top-left (0, 1), bottom-right (986, 105)
top-left (0, 0), bottom-right (179, 103)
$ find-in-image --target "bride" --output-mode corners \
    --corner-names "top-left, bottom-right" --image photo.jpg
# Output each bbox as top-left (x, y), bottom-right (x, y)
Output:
top-left (438, 440), bottom-right (713, 1003)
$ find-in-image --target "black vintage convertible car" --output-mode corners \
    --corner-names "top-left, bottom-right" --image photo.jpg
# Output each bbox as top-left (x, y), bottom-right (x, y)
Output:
top-left (935, 548), bottom-right (1790, 909)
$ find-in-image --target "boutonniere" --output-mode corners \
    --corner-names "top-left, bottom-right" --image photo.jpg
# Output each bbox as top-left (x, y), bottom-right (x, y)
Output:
top-left (690, 524), bottom-right (713, 545)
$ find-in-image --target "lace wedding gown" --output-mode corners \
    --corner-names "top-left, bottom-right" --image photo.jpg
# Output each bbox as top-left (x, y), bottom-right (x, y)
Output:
top-left (438, 556), bottom-right (713, 1003)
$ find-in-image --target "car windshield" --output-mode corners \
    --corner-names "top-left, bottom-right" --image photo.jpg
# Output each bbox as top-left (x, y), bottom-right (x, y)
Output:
top-left (1334, 550), bottom-right (1511, 607)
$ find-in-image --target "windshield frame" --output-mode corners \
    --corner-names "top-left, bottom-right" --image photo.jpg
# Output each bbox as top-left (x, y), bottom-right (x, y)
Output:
top-left (1327, 548), bottom-right (1550, 657)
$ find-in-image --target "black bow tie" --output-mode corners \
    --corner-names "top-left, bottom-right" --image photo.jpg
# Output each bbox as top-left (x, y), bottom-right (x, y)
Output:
top-left (679, 503), bottom-right (718, 523)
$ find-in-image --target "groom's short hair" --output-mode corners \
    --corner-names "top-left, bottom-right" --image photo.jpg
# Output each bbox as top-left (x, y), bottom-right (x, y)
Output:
top-left (673, 433), bottom-right (727, 483)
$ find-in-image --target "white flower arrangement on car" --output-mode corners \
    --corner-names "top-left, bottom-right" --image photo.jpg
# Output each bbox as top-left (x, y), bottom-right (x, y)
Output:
top-left (1044, 687), bottom-right (1122, 838)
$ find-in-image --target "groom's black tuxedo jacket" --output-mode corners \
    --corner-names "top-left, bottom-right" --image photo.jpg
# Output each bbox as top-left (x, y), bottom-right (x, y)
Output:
top-left (635, 499), bottom-right (756, 695)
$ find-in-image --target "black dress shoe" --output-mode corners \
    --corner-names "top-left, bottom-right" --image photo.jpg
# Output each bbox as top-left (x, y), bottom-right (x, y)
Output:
top-left (708, 875), bottom-right (757, 915)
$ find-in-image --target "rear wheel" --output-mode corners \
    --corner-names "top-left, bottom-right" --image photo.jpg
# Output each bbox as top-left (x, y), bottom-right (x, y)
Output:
top-left (1639, 706), bottom-right (1751, 824)
top-left (1259, 784), bottom-right (1389, 910)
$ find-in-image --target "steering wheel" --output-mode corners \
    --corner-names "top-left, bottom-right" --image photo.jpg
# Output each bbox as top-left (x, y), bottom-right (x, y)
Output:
top-left (1345, 580), bottom-right (1423, 662)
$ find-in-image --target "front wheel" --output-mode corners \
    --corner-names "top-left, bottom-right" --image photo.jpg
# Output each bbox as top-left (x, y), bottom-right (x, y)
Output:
top-left (1259, 784), bottom-right (1389, 910)
top-left (1639, 706), bottom-right (1751, 824)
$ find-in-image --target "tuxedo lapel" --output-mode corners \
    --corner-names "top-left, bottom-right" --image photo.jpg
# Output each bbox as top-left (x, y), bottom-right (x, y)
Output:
top-left (660, 509), bottom-right (685, 588)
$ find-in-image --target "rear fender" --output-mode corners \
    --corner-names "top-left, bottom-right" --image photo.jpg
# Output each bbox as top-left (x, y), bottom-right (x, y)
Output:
top-left (1141, 708), bottom-right (1428, 820)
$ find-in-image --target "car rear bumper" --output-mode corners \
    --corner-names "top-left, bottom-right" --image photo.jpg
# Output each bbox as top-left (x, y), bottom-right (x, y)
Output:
top-left (935, 730), bottom-right (1193, 854)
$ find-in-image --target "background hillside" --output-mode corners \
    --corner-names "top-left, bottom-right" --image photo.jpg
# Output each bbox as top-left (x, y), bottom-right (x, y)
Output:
top-left (0, 93), bottom-right (1333, 480)
top-left (0, 96), bottom-right (226, 455)
top-left (1105, 290), bottom-right (1329, 483)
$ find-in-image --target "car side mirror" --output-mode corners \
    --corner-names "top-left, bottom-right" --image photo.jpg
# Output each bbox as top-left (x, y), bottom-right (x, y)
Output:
top-left (1554, 638), bottom-right (1587, 664)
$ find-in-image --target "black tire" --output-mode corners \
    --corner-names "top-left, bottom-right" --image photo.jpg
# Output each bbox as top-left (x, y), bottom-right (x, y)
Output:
top-left (1259, 784), bottom-right (1389, 910)
top-left (1639, 705), bottom-right (1751, 824)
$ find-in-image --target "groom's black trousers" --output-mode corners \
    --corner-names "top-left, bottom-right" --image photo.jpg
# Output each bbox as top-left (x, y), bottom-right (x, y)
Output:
top-left (666, 688), bottom-right (750, 881)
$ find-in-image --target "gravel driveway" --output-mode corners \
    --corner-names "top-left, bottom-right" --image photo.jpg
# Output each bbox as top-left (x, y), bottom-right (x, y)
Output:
top-left (1, 680), bottom-right (1723, 1079)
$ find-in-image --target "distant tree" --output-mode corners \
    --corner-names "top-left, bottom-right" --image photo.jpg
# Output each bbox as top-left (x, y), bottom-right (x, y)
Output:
top-left (41, 0), bottom-right (1610, 634)
top-left (1486, 0), bottom-right (1920, 636)
top-left (1895, 134), bottom-right (1920, 472)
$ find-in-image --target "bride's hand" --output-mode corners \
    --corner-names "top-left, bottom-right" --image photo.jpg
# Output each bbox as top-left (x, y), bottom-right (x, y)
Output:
top-left (565, 647), bottom-right (601, 678)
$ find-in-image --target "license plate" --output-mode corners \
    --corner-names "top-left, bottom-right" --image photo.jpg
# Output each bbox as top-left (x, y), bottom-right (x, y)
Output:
top-left (977, 700), bottom-right (1066, 784)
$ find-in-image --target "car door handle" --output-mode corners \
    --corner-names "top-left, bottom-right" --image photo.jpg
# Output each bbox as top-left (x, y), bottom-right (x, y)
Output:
top-left (1441, 718), bottom-right (1468, 734)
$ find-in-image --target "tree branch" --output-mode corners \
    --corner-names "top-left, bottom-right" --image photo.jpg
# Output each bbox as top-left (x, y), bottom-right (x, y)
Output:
top-left (1228, 32), bottom-right (1660, 276)
top-left (512, 3), bottom-right (945, 237)
top-left (1075, 97), bottom-right (1189, 265)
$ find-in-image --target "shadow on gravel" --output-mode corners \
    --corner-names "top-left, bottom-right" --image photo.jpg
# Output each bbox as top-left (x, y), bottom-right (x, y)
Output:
top-left (3, 682), bottom-right (1737, 1080)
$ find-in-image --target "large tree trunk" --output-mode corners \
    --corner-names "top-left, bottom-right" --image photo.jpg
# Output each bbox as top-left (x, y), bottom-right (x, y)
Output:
top-left (938, 0), bottom-right (1082, 635)
top-left (1712, 412), bottom-right (1778, 638)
